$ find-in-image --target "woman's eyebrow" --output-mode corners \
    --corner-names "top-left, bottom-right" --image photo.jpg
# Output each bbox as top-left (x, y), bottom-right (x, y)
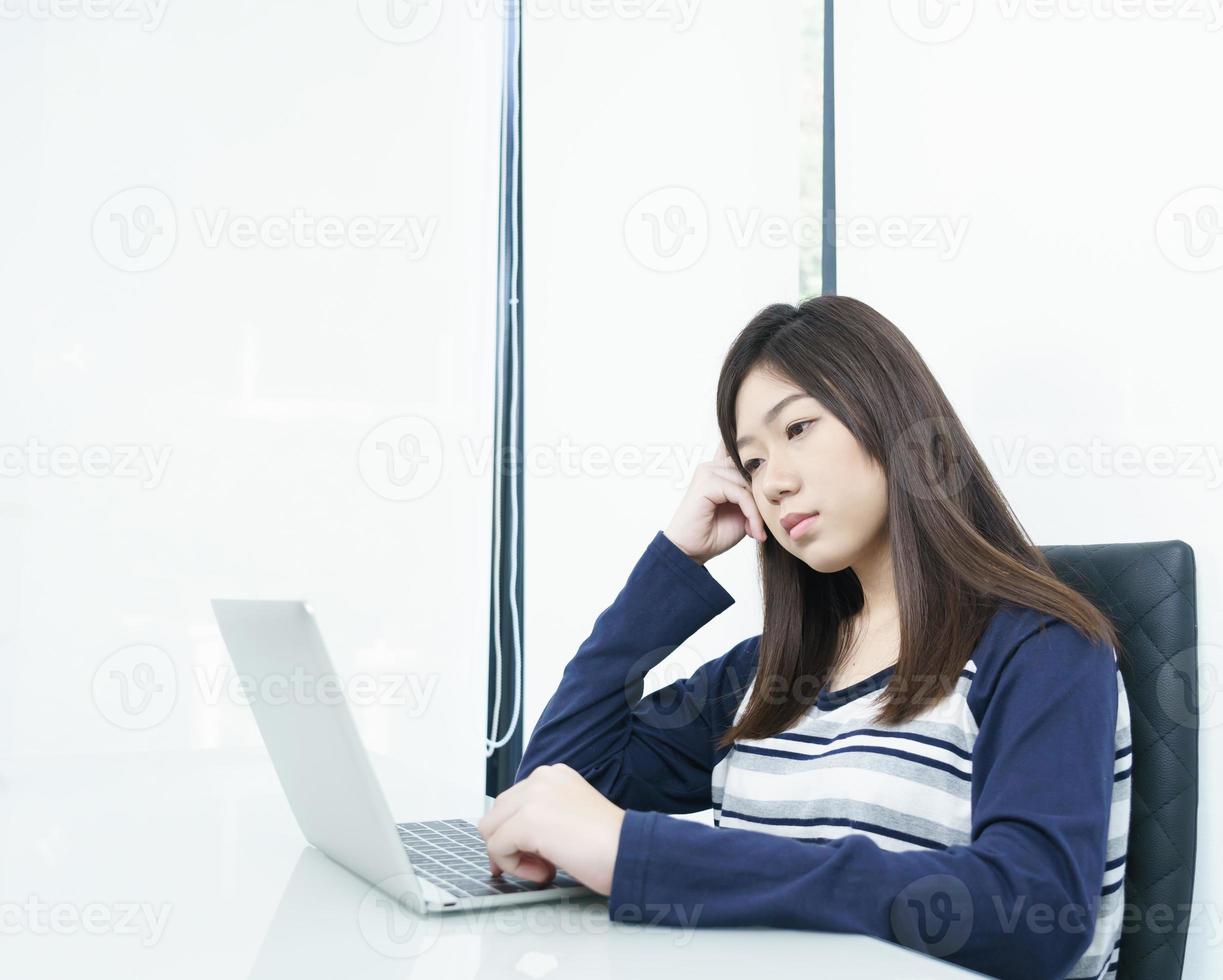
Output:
top-left (735, 393), bottom-right (811, 451)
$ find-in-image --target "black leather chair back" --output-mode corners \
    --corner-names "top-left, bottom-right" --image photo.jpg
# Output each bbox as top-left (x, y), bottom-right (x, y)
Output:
top-left (1040, 540), bottom-right (1199, 980)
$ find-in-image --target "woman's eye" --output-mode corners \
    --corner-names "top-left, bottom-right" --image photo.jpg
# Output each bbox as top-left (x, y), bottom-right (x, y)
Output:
top-left (742, 421), bottom-right (810, 478)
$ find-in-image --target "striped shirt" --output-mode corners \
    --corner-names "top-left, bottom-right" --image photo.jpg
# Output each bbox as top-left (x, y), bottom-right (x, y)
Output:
top-left (713, 635), bottom-right (1131, 978)
top-left (516, 530), bottom-right (1132, 980)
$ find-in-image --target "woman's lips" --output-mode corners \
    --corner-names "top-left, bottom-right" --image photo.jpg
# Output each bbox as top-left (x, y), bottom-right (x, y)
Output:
top-left (786, 513), bottom-right (820, 538)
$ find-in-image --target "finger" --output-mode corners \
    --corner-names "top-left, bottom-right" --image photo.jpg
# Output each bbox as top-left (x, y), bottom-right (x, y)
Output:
top-left (714, 459), bottom-right (750, 486)
top-left (484, 816), bottom-right (553, 883)
top-left (708, 450), bottom-right (743, 473)
top-left (476, 773), bottom-right (537, 843)
top-left (710, 474), bottom-right (767, 541)
top-left (489, 852), bottom-right (556, 880)
top-left (713, 441), bottom-right (741, 470)
top-left (515, 854), bottom-right (557, 884)
top-left (708, 448), bottom-right (754, 487)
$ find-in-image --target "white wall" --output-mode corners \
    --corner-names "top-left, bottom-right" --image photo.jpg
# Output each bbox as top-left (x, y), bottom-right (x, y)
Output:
top-left (522, 0), bottom-right (804, 815)
top-left (835, 3), bottom-right (1223, 975)
top-left (0, 2), bottom-right (503, 795)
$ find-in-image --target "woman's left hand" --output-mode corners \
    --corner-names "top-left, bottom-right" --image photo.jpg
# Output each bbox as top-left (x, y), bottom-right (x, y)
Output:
top-left (477, 763), bottom-right (626, 896)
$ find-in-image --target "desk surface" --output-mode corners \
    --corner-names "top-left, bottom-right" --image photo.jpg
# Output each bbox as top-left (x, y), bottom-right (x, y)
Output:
top-left (0, 749), bottom-right (985, 979)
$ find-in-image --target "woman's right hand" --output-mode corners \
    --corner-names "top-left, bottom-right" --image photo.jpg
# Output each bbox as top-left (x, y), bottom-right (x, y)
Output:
top-left (663, 442), bottom-right (768, 565)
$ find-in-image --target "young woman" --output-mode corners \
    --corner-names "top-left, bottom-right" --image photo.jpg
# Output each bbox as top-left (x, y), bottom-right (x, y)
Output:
top-left (477, 295), bottom-right (1132, 980)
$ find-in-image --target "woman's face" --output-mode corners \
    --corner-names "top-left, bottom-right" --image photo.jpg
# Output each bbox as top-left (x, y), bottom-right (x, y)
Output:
top-left (734, 366), bottom-right (889, 572)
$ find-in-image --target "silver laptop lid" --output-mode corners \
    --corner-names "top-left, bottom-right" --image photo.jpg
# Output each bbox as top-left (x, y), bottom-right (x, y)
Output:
top-left (210, 599), bottom-right (420, 908)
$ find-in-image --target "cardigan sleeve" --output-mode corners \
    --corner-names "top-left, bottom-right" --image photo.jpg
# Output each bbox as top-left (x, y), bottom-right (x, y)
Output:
top-left (607, 619), bottom-right (1121, 980)
top-left (514, 530), bottom-right (759, 814)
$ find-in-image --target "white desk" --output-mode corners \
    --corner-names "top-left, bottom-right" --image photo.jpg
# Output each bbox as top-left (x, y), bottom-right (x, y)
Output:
top-left (0, 749), bottom-right (986, 978)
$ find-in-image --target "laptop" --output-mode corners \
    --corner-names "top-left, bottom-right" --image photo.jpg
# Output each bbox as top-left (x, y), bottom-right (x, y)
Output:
top-left (211, 599), bottom-right (594, 914)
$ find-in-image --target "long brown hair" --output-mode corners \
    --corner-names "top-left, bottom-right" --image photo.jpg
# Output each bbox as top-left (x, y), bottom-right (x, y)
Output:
top-left (714, 295), bottom-right (1122, 749)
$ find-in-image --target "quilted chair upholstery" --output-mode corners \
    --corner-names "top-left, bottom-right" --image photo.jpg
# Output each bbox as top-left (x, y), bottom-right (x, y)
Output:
top-left (1039, 540), bottom-right (1199, 980)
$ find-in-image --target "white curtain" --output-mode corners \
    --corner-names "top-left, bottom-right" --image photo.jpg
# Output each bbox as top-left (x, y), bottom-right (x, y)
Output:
top-left (0, 2), bottom-right (503, 791)
top-left (521, 1), bottom-right (806, 815)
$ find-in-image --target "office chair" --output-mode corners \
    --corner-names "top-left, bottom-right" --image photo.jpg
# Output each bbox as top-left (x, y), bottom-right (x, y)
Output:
top-left (1039, 540), bottom-right (1199, 980)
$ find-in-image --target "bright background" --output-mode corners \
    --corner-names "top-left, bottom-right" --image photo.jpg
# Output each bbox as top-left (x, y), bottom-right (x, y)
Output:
top-left (833, 4), bottom-right (1222, 975)
top-left (1, 0), bottom-right (1220, 975)
top-left (0, 3), bottom-right (503, 784)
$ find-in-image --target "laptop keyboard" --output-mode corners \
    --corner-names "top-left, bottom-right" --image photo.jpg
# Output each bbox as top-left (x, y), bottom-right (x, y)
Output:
top-left (396, 818), bottom-right (583, 899)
